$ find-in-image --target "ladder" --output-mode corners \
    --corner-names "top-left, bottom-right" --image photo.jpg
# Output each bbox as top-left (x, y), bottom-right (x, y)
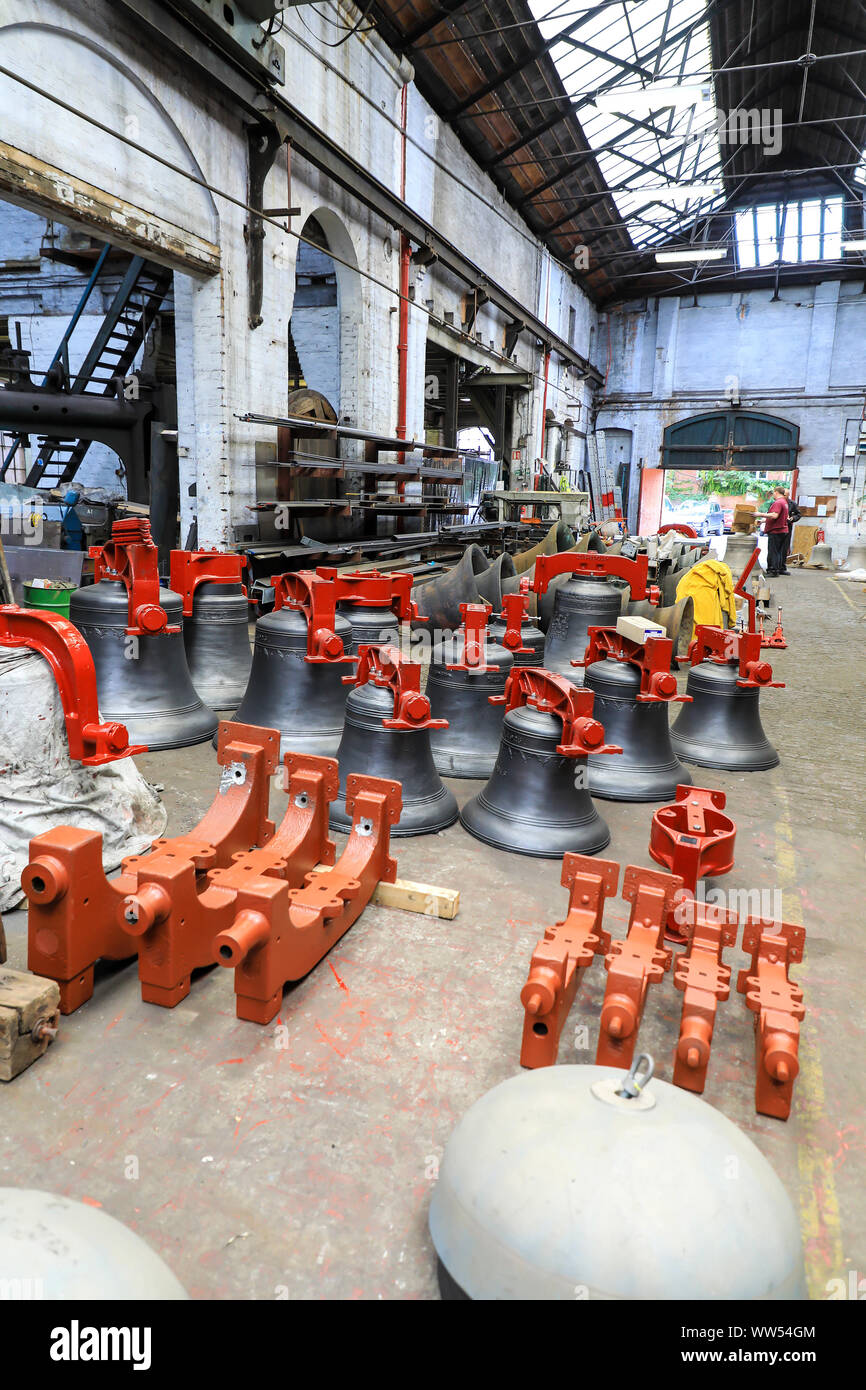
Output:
top-left (586, 431), bottom-right (617, 523)
top-left (1, 252), bottom-right (173, 490)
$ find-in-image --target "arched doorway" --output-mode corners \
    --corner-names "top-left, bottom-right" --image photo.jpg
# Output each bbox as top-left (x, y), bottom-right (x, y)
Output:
top-left (289, 211), bottom-right (360, 422)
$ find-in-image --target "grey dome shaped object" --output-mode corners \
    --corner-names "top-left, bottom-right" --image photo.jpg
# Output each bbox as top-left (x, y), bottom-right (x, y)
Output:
top-left (429, 1064), bottom-right (806, 1301)
top-left (0, 1189), bottom-right (188, 1299)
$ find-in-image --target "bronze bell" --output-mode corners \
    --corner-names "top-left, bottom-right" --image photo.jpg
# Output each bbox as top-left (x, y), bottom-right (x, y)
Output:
top-left (531, 551), bottom-right (657, 684)
top-left (328, 566), bottom-right (416, 650)
top-left (427, 603), bottom-right (514, 779)
top-left (476, 552), bottom-right (516, 610)
top-left (413, 545), bottom-right (490, 630)
top-left (329, 646), bottom-right (458, 836)
top-left (577, 627), bottom-right (692, 801)
top-left (511, 520), bottom-right (575, 575)
top-left (670, 625), bottom-right (781, 771)
top-left (70, 519), bottom-right (217, 751)
top-left (488, 593), bottom-right (544, 667)
top-left (169, 550), bottom-right (252, 711)
top-left (723, 533), bottom-right (759, 582)
top-left (228, 570), bottom-right (355, 757)
top-left (459, 667), bottom-right (621, 858)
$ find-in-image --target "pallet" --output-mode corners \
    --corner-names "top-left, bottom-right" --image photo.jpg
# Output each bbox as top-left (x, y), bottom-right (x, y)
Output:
top-left (309, 865), bottom-right (459, 920)
top-left (0, 967), bottom-right (60, 1081)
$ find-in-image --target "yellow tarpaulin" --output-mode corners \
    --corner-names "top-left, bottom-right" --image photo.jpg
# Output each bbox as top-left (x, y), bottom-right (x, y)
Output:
top-left (675, 559), bottom-right (738, 629)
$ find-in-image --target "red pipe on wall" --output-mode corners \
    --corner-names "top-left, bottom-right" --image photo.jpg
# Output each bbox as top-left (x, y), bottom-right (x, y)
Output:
top-left (397, 85), bottom-right (410, 465)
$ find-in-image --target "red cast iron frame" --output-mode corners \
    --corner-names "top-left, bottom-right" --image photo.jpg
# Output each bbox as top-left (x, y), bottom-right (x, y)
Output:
top-left (273, 568), bottom-right (421, 663)
top-left (169, 549), bottom-right (248, 616)
top-left (490, 666), bottom-right (622, 757)
top-left (90, 517), bottom-right (175, 635)
top-left (737, 918), bottom-right (806, 1121)
top-left (497, 593), bottom-right (533, 656)
top-left (0, 605), bottom-right (144, 766)
top-left (447, 602), bottom-right (498, 672)
top-left (519, 855), bottom-right (619, 1069)
top-left (347, 644), bottom-right (447, 730)
top-left (683, 624), bottom-right (785, 690)
top-left (672, 901), bottom-right (739, 1094)
top-left (649, 784), bottom-right (737, 943)
top-left (530, 551), bottom-right (660, 604)
top-left (575, 626), bottom-right (692, 703)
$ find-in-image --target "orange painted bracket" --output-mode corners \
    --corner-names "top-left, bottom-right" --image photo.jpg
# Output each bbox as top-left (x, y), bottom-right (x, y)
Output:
top-left (90, 517), bottom-right (177, 635)
top-left (595, 864), bottom-right (683, 1070)
top-left (214, 774), bottom-right (402, 1025)
top-left (672, 900), bottom-right (738, 1093)
top-left (520, 854), bottom-right (619, 1068)
top-left (24, 721), bottom-right (280, 1013)
top-left (531, 550), bottom-right (657, 603)
top-left (737, 918), bottom-right (806, 1121)
top-left (121, 752), bottom-right (338, 1009)
top-left (169, 549), bottom-right (247, 616)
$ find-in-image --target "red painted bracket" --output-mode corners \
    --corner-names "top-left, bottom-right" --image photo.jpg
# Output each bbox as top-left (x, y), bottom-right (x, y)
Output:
top-left (531, 550), bottom-right (658, 604)
top-left (316, 566), bottom-right (421, 624)
top-left (214, 774), bottom-right (402, 1024)
top-left (575, 626), bottom-right (691, 703)
top-left (169, 549), bottom-right (247, 616)
top-left (447, 602), bottom-right (498, 672)
top-left (490, 666), bottom-right (622, 758)
top-left (759, 608), bottom-right (787, 649)
top-left (649, 785), bottom-right (736, 897)
top-left (271, 570), bottom-right (355, 664)
top-left (90, 517), bottom-right (176, 635)
top-left (737, 918), bottom-right (806, 1121)
top-left (683, 624), bottom-right (784, 689)
top-left (121, 753), bottom-right (339, 1009)
top-left (595, 864), bottom-right (683, 1069)
top-left (672, 901), bottom-right (738, 1093)
top-left (347, 644), bottom-right (447, 730)
top-left (498, 593), bottom-right (532, 655)
top-left (24, 721), bottom-right (280, 1013)
top-left (0, 604), bottom-right (144, 765)
top-left (520, 855), bottom-right (619, 1069)
top-left (658, 523), bottom-right (699, 538)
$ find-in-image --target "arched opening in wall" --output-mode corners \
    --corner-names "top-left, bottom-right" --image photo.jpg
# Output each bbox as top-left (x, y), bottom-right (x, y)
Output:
top-left (289, 212), bottom-right (361, 422)
top-left (648, 409), bottom-right (798, 539)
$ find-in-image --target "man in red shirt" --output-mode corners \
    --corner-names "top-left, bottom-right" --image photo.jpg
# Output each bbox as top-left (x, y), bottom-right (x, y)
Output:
top-left (758, 487), bottom-right (790, 577)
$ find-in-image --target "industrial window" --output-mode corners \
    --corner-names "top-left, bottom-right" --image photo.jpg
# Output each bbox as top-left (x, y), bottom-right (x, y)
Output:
top-left (734, 197), bottom-right (843, 268)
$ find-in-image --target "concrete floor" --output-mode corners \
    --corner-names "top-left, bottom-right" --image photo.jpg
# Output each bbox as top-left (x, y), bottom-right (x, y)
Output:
top-left (1, 566), bottom-right (864, 1299)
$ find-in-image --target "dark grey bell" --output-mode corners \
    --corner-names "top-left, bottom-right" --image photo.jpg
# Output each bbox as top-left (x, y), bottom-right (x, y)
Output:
top-left (69, 579), bottom-right (218, 750)
top-left (583, 656), bottom-right (691, 801)
top-left (542, 577), bottom-right (624, 684)
top-left (629, 597), bottom-right (695, 666)
top-left (183, 582), bottom-right (252, 710)
top-left (475, 553), bottom-right (516, 610)
top-left (427, 635), bottom-right (514, 778)
top-left (338, 603), bottom-right (401, 650)
top-left (227, 606), bottom-right (353, 757)
top-left (459, 704), bottom-right (610, 858)
top-left (671, 660), bottom-right (779, 771)
top-left (329, 680), bottom-right (458, 836)
top-left (413, 545), bottom-right (489, 630)
top-left (487, 614), bottom-right (544, 667)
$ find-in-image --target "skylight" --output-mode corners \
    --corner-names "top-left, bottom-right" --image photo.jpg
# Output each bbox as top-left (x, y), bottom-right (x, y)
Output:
top-left (734, 198), bottom-right (843, 268)
top-left (528, 0), bottom-right (725, 249)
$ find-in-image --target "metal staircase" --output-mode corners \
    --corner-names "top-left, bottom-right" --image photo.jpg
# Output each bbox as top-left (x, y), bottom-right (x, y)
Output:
top-left (0, 250), bottom-right (173, 489)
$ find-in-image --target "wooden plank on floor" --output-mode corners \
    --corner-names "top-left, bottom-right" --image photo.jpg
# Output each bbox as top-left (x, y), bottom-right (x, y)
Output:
top-left (309, 864), bottom-right (459, 919)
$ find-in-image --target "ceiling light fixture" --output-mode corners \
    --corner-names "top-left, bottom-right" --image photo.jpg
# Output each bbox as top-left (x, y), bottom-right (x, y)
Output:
top-left (655, 247), bottom-right (728, 263)
top-left (641, 183), bottom-right (721, 205)
top-left (592, 83), bottom-right (713, 114)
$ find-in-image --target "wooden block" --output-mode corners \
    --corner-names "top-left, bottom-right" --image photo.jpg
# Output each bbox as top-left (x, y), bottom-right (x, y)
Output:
top-left (309, 865), bottom-right (459, 919)
top-left (0, 967), bottom-right (60, 1082)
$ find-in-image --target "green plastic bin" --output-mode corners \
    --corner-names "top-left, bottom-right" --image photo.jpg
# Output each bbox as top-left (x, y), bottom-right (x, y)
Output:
top-left (23, 580), bottom-right (76, 620)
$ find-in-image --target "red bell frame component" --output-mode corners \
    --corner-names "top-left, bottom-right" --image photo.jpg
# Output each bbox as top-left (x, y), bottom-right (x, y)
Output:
top-left (575, 626), bottom-right (691, 703)
top-left (731, 547), bottom-right (787, 648)
top-left (595, 864), bottom-right (682, 1069)
top-left (737, 919), bottom-right (806, 1121)
top-left (531, 550), bottom-right (659, 604)
top-left (649, 784), bottom-right (736, 945)
top-left (490, 666), bottom-right (622, 758)
top-left (519, 854), bottom-right (618, 1069)
top-left (24, 722), bottom-right (280, 1012)
top-left (759, 608), bottom-right (787, 649)
top-left (447, 602), bottom-right (499, 672)
top-left (315, 566), bottom-right (419, 623)
top-left (214, 773), bottom-right (401, 1024)
top-left (658, 523), bottom-right (699, 538)
top-left (169, 549), bottom-right (247, 617)
top-left (672, 901), bottom-right (738, 1093)
top-left (498, 593), bottom-right (532, 655)
top-left (0, 604), bottom-right (144, 766)
top-left (347, 644), bottom-right (447, 731)
top-left (90, 517), bottom-right (175, 636)
top-left (683, 624), bottom-right (785, 690)
top-left (272, 567), bottom-right (421, 663)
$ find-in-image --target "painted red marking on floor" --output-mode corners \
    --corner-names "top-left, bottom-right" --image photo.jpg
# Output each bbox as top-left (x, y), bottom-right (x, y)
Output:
top-left (219, 1057), bottom-right (245, 1065)
top-left (81, 1196), bottom-right (103, 1208)
top-left (104, 1013), bottom-right (124, 1034)
top-left (315, 1023), bottom-right (346, 1058)
top-left (329, 962), bottom-right (349, 993)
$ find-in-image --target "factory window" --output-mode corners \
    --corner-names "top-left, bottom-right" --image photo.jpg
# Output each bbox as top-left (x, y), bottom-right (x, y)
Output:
top-left (734, 197), bottom-right (843, 268)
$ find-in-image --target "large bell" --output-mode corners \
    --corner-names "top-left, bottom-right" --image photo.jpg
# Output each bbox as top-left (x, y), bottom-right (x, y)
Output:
top-left (511, 520), bottom-right (574, 575)
top-left (183, 581), bottom-right (252, 710)
top-left (805, 542), bottom-right (833, 569)
top-left (629, 596), bottom-right (694, 665)
top-left (329, 650), bottom-right (458, 836)
top-left (841, 540), bottom-right (866, 571)
top-left (459, 670), bottom-right (616, 858)
top-left (229, 605), bottom-right (353, 757)
top-left (475, 552), bottom-right (516, 610)
top-left (724, 532), bottom-right (759, 581)
top-left (543, 576), bottom-right (624, 683)
top-left (487, 612), bottom-right (544, 666)
top-left (413, 545), bottom-right (489, 630)
top-left (671, 659), bottom-right (779, 771)
top-left (69, 579), bottom-right (218, 750)
top-left (427, 630), bottom-right (514, 779)
top-left (583, 653), bottom-right (692, 802)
